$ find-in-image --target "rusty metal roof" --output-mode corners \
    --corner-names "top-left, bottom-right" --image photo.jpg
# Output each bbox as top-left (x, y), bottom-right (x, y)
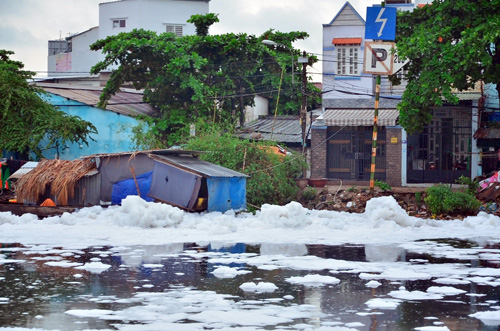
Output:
top-left (36, 83), bottom-right (156, 117)
top-left (474, 128), bottom-right (500, 140)
top-left (238, 116), bottom-right (310, 144)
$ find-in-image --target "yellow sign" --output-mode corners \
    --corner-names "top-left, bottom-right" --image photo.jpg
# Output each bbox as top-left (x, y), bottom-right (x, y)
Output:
top-left (391, 136), bottom-right (398, 144)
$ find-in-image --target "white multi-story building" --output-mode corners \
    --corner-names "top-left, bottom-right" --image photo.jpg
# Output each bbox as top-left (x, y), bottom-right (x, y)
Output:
top-left (48, 0), bottom-right (210, 78)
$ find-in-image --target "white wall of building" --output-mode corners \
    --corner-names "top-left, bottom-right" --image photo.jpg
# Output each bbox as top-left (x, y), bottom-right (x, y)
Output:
top-left (244, 95), bottom-right (269, 124)
top-left (99, 0), bottom-right (208, 40)
top-left (322, 6), bottom-right (372, 100)
top-left (48, 0), bottom-right (209, 77)
top-left (48, 27), bottom-right (100, 77)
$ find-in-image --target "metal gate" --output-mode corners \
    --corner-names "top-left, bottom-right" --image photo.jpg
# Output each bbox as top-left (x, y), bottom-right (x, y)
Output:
top-left (407, 107), bottom-right (472, 183)
top-left (327, 127), bottom-right (386, 181)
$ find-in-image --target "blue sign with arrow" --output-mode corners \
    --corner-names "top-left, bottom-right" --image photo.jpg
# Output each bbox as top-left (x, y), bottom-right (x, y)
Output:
top-left (365, 6), bottom-right (396, 41)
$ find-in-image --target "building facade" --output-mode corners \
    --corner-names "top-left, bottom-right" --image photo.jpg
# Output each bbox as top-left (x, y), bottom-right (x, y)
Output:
top-left (48, 0), bottom-right (210, 78)
top-left (312, 1), bottom-right (481, 186)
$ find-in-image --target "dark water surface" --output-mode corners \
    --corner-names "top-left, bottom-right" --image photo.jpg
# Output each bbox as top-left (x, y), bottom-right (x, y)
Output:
top-left (1, 240), bottom-right (500, 330)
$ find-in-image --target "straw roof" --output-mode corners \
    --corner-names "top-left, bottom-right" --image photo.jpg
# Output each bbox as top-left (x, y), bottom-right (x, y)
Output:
top-left (16, 159), bottom-right (97, 205)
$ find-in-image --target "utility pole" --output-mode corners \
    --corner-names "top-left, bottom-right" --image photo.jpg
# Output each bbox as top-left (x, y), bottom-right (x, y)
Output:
top-left (298, 51), bottom-right (309, 177)
top-left (364, 1), bottom-right (395, 194)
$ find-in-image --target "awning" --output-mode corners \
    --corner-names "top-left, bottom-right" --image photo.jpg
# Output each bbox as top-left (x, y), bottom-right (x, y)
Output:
top-left (474, 128), bottom-right (500, 140)
top-left (332, 38), bottom-right (362, 45)
top-left (320, 108), bottom-right (399, 126)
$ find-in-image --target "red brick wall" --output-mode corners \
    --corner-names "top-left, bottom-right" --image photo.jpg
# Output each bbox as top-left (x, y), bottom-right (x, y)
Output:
top-left (311, 127), bottom-right (327, 178)
top-left (386, 127), bottom-right (402, 186)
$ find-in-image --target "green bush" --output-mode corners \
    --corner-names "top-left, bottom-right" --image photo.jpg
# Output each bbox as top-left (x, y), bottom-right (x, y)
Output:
top-left (184, 128), bottom-right (305, 210)
top-left (375, 180), bottom-right (391, 192)
top-left (424, 184), bottom-right (480, 215)
top-left (442, 191), bottom-right (481, 214)
top-left (455, 175), bottom-right (479, 196)
top-left (302, 187), bottom-right (317, 201)
top-left (415, 191), bottom-right (422, 206)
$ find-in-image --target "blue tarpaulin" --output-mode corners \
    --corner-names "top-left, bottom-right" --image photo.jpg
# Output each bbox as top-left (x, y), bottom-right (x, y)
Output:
top-left (207, 177), bottom-right (246, 212)
top-left (111, 171), bottom-right (153, 204)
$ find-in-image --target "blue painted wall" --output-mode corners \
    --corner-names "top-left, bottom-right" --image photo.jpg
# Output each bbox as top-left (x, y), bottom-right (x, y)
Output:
top-left (40, 93), bottom-right (141, 160)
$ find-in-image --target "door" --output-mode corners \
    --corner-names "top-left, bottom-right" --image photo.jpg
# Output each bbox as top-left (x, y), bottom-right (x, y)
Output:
top-left (327, 126), bottom-right (386, 181)
top-left (407, 107), bottom-right (472, 183)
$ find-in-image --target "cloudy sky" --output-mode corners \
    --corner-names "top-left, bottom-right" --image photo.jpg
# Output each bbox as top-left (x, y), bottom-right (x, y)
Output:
top-left (0, 0), bottom-right (377, 79)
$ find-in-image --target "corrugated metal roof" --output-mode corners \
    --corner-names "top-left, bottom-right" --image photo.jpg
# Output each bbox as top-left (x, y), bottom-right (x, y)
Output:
top-left (320, 108), bottom-right (399, 126)
top-left (238, 116), bottom-right (310, 143)
top-left (332, 38), bottom-right (362, 45)
top-left (8, 162), bottom-right (39, 180)
top-left (453, 92), bottom-right (482, 101)
top-left (474, 128), bottom-right (500, 140)
top-left (36, 83), bottom-right (156, 117)
top-left (149, 154), bottom-right (248, 178)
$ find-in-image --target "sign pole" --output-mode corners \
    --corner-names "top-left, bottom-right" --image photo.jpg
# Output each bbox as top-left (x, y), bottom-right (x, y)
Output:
top-left (370, 75), bottom-right (381, 194)
top-left (364, 1), bottom-right (395, 193)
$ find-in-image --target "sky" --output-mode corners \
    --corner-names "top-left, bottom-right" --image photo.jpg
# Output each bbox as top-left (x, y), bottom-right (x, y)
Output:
top-left (0, 0), bottom-right (378, 79)
top-left (1, 195), bottom-right (500, 329)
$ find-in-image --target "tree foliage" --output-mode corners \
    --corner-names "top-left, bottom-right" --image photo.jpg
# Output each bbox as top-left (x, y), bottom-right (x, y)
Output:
top-left (394, 0), bottom-right (500, 133)
top-left (90, 14), bottom-right (319, 148)
top-left (184, 126), bottom-right (305, 209)
top-left (0, 50), bottom-right (97, 159)
top-left (187, 13), bottom-right (220, 37)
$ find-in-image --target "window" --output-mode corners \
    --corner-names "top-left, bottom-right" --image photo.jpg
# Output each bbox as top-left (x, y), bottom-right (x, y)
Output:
top-left (166, 25), bottom-right (183, 37)
top-left (113, 19), bottom-right (126, 28)
top-left (336, 45), bottom-right (359, 75)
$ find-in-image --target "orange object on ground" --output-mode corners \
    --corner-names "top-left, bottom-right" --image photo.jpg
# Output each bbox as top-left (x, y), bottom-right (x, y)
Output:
top-left (40, 198), bottom-right (56, 207)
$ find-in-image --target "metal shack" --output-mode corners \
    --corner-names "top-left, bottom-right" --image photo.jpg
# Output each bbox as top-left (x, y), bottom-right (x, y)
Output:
top-left (148, 151), bottom-right (248, 212)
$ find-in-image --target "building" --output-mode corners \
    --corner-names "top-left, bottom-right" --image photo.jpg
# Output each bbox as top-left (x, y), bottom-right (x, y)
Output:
top-left (47, 0), bottom-right (210, 79)
top-left (35, 83), bottom-right (155, 160)
top-left (312, 1), bottom-right (482, 186)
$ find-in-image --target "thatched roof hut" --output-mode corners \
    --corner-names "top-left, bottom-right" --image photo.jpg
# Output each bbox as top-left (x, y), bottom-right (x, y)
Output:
top-left (16, 159), bottom-right (97, 205)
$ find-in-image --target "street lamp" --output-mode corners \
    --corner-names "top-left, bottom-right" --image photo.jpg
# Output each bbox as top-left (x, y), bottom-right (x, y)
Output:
top-left (262, 39), bottom-right (294, 84)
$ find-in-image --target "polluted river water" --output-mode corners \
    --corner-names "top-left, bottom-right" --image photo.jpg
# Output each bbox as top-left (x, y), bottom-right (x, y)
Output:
top-left (1, 195), bottom-right (500, 330)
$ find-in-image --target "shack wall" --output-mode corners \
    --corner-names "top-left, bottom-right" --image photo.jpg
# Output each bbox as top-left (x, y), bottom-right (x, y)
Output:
top-left (98, 153), bottom-right (154, 203)
top-left (207, 177), bottom-right (247, 212)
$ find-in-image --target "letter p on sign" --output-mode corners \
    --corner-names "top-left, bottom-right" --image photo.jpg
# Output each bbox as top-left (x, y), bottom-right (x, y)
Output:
top-left (364, 41), bottom-right (394, 75)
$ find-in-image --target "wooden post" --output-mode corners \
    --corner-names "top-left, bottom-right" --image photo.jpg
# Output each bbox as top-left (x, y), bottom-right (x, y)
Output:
top-left (129, 166), bottom-right (141, 197)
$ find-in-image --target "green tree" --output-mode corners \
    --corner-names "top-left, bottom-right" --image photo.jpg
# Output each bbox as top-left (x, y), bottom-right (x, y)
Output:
top-left (90, 14), bottom-right (319, 148)
top-left (0, 50), bottom-right (97, 159)
top-left (394, 0), bottom-right (500, 133)
top-left (187, 13), bottom-right (220, 37)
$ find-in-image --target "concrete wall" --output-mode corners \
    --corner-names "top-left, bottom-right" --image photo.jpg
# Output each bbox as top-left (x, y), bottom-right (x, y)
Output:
top-left (48, 27), bottom-right (100, 77)
top-left (48, 0), bottom-right (209, 77)
top-left (98, 0), bottom-right (208, 39)
top-left (40, 93), bottom-right (141, 160)
top-left (244, 95), bottom-right (269, 124)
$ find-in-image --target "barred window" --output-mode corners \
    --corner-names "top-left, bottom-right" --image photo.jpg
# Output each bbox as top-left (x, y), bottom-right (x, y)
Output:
top-left (113, 19), bottom-right (126, 28)
top-left (166, 25), bottom-right (183, 37)
top-left (336, 45), bottom-right (359, 75)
